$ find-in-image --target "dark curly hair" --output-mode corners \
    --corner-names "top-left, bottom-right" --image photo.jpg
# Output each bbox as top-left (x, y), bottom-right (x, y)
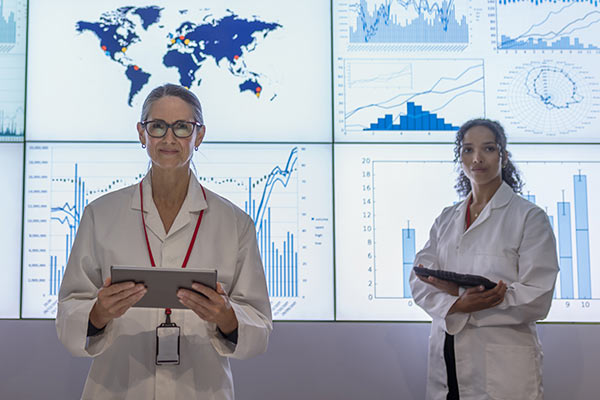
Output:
top-left (453, 118), bottom-right (523, 198)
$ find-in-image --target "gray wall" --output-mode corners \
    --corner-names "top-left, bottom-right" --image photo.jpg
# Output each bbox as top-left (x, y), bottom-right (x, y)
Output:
top-left (0, 320), bottom-right (598, 399)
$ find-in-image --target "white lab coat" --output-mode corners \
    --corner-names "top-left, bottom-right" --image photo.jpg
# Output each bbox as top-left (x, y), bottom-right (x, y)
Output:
top-left (410, 182), bottom-right (559, 400)
top-left (56, 172), bottom-right (273, 400)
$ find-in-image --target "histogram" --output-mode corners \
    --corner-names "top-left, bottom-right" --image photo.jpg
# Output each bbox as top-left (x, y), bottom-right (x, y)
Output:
top-left (364, 102), bottom-right (459, 131)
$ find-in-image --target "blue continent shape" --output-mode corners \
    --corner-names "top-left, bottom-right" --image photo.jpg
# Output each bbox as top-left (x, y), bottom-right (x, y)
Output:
top-left (239, 79), bottom-right (262, 97)
top-left (125, 65), bottom-right (151, 106)
top-left (76, 7), bottom-right (142, 61)
top-left (163, 49), bottom-right (206, 89)
top-left (184, 14), bottom-right (281, 64)
top-left (164, 13), bottom-right (281, 95)
top-left (77, 6), bottom-right (161, 105)
top-left (133, 6), bottom-right (163, 30)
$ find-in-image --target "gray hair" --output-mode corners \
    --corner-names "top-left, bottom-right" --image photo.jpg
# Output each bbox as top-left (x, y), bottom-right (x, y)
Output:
top-left (140, 83), bottom-right (204, 125)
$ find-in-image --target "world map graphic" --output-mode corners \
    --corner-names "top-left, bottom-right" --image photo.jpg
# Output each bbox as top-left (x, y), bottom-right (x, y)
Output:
top-left (76, 6), bottom-right (282, 105)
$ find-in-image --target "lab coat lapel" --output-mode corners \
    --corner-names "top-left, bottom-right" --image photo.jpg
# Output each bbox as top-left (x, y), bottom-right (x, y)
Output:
top-left (463, 181), bottom-right (513, 234)
top-left (166, 173), bottom-right (208, 238)
top-left (130, 172), bottom-right (209, 240)
top-left (130, 173), bottom-right (167, 241)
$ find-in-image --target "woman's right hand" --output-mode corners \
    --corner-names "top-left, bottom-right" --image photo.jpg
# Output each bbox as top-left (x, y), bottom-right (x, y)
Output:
top-left (449, 280), bottom-right (507, 314)
top-left (89, 277), bottom-right (147, 329)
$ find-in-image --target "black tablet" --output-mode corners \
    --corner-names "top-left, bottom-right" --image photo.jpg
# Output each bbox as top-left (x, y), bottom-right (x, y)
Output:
top-left (110, 265), bottom-right (218, 309)
top-left (413, 266), bottom-right (497, 290)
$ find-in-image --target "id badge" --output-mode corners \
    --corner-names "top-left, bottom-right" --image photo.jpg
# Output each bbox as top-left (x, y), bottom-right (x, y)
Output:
top-left (156, 324), bottom-right (180, 365)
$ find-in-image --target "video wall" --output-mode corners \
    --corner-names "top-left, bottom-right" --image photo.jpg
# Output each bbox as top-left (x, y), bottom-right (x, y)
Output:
top-left (2, 0), bottom-right (599, 322)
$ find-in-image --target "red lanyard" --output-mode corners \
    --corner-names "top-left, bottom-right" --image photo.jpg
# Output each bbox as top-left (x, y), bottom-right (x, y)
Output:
top-left (465, 195), bottom-right (473, 230)
top-left (139, 181), bottom-right (206, 268)
top-left (139, 181), bottom-right (206, 315)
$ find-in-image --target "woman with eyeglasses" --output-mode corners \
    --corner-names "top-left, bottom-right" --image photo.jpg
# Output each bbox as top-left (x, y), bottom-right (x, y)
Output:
top-left (409, 119), bottom-right (558, 400)
top-left (56, 84), bottom-right (272, 399)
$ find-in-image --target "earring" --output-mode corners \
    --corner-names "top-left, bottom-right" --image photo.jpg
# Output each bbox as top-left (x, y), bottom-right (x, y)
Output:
top-left (141, 144), bottom-right (146, 149)
top-left (194, 146), bottom-right (198, 151)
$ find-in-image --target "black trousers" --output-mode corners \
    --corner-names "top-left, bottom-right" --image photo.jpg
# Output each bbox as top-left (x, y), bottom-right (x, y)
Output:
top-left (444, 333), bottom-right (459, 400)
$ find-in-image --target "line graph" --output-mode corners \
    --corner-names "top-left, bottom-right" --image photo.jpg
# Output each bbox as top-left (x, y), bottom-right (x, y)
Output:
top-left (22, 143), bottom-right (333, 320)
top-left (336, 58), bottom-right (484, 142)
top-left (496, 0), bottom-right (600, 50)
top-left (349, 0), bottom-right (469, 47)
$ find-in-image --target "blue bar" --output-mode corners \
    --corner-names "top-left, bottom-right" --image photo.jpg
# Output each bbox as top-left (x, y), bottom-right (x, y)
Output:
top-left (247, 177), bottom-right (252, 215)
top-left (524, 194), bottom-right (536, 203)
top-left (288, 232), bottom-right (291, 297)
top-left (291, 234), bottom-right (295, 297)
top-left (557, 202), bottom-right (574, 299)
top-left (49, 256), bottom-right (54, 296)
top-left (270, 210), bottom-right (273, 296)
top-left (407, 103), bottom-right (415, 130)
top-left (263, 218), bottom-right (268, 293)
top-left (55, 260), bottom-right (59, 296)
top-left (402, 228), bottom-right (416, 298)
top-left (295, 253), bottom-right (298, 297)
top-left (400, 115), bottom-right (408, 128)
top-left (384, 114), bottom-right (393, 129)
top-left (414, 105), bottom-right (422, 130)
top-left (275, 248), bottom-right (279, 297)
top-left (284, 234), bottom-right (287, 297)
top-left (574, 175), bottom-right (591, 299)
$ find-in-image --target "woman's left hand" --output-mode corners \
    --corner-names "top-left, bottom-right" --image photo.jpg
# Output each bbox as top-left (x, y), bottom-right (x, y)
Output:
top-left (177, 282), bottom-right (238, 335)
top-left (417, 274), bottom-right (459, 296)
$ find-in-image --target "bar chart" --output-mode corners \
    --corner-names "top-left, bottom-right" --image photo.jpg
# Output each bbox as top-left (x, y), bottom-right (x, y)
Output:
top-left (335, 144), bottom-right (457, 320)
top-left (22, 143), bottom-right (334, 319)
top-left (0, 0), bottom-right (26, 141)
top-left (513, 145), bottom-right (600, 321)
top-left (336, 58), bottom-right (484, 142)
top-left (364, 102), bottom-right (459, 131)
top-left (496, 0), bottom-right (600, 51)
top-left (337, 144), bottom-right (600, 322)
top-left (348, 0), bottom-right (469, 46)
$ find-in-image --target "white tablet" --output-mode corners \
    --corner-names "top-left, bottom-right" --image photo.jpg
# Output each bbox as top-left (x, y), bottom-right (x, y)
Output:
top-left (110, 266), bottom-right (217, 309)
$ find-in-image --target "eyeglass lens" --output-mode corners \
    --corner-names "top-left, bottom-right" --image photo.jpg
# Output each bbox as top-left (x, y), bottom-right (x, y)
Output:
top-left (146, 120), bottom-right (195, 137)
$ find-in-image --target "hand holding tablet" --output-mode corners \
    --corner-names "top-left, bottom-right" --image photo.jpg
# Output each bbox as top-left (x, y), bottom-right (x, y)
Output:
top-left (413, 265), bottom-right (497, 290)
top-left (110, 266), bottom-right (218, 309)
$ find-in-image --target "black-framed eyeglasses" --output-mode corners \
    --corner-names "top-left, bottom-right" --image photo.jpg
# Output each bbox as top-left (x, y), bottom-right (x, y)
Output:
top-left (140, 119), bottom-right (203, 138)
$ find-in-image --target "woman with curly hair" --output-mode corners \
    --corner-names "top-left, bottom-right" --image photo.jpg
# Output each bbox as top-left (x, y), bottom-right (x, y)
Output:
top-left (410, 118), bottom-right (559, 400)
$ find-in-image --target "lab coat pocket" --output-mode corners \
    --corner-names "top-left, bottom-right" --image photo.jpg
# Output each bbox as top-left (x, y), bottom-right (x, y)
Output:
top-left (485, 344), bottom-right (540, 400)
